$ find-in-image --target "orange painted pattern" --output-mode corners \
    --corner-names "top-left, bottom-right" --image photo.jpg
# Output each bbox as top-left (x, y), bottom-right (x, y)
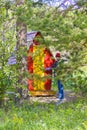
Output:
top-left (33, 45), bottom-right (45, 90)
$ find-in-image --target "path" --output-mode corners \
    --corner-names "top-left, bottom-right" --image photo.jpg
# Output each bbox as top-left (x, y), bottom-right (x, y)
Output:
top-left (29, 90), bottom-right (76, 104)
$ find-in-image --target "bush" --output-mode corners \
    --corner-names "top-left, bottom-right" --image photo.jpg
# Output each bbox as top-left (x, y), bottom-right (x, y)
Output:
top-left (65, 69), bottom-right (87, 93)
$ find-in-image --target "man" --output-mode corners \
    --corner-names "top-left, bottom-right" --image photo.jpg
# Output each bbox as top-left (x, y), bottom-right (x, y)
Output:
top-left (45, 52), bottom-right (64, 100)
top-left (53, 52), bottom-right (64, 100)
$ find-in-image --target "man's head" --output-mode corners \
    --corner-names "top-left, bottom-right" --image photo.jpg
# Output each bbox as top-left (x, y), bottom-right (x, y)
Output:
top-left (55, 52), bottom-right (61, 61)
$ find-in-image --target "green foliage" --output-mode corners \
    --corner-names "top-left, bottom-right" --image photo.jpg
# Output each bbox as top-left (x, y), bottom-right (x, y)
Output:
top-left (64, 69), bottom-right (87, 92)
top-left (0, 1), bottom-right (16, 106)
top-left (0, 70), bottom-right (8, 104)
top-left (0, 98), bottom-right (87, 130)
top-left (0, 0), bottom-right (87, 106)
top-left (28, 1), bottom-right (87, 93)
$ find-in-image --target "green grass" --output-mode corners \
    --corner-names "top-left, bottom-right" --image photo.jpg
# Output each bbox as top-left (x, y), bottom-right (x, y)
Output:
top-left (0, 97), bottom-right (87, 130)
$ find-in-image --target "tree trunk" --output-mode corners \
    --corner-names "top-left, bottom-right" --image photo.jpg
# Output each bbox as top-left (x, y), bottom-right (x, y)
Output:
top-left (16, 0), bottom-right (28, 91)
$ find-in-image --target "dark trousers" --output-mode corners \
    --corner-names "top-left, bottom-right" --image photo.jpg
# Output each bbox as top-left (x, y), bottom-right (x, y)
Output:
top-left (57, 80), bottom-right (64, 99)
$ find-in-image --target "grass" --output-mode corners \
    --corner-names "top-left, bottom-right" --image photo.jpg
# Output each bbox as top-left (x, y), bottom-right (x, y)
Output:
top-left (0, 96), bottom-right (87, 130)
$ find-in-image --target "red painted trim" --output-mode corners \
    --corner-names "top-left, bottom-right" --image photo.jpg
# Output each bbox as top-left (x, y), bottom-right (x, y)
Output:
top-left (44, 48), bottom-right (55, 90)
top-left (27, 44), bottom-right (34, 90)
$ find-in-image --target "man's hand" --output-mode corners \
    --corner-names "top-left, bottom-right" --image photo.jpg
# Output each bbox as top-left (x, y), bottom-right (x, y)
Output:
top-left (45, 67), bottom-right (52, 71)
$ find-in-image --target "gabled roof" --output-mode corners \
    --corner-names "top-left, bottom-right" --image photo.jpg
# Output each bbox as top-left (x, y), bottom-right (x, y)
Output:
top-left (27, 31), bottom-right (41, 42)
top-left (7, 31), bottom-right (42, 65)
top-left (27, 31), bottom-right (41, 48)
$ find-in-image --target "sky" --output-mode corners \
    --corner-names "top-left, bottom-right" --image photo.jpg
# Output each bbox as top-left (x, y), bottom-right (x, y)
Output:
top-left (33, 0), bottom-right (76, 9)
top-left (4, 0), bottom-right (77, 9)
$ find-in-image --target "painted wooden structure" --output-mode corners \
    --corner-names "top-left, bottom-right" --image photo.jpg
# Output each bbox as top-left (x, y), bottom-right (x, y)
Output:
top-left (27, 31), bottom-right (56, 96)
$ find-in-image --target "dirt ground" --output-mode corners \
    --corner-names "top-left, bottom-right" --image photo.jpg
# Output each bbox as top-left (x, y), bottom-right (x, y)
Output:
top-left (29, 90), bottom-right (76, 104)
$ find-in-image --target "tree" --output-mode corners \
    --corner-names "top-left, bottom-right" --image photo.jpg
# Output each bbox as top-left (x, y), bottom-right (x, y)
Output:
top-left (0, 0), bottom-right (32, 106)
top-left (0, 0), bottom-right (16, 106)
top-left (28, 0), bottom-right (87, 92)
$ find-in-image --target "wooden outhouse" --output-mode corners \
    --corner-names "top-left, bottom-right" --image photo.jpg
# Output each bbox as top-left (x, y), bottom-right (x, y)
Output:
top-left (27, 31), bottom-right (56, 96)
